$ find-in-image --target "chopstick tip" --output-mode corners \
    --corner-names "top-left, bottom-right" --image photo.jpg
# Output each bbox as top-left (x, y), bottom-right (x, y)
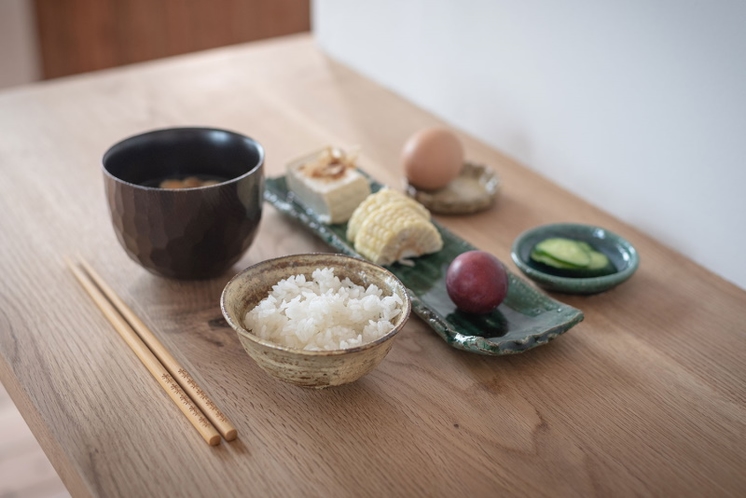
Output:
top-left (224, 429), bottom-right (238, 442)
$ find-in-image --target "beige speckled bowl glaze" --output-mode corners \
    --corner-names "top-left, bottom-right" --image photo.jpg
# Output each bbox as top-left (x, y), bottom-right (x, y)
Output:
top-left (220, 253), bottom-right (411, 388)
top-left (405, 162), bottom-right (499, 214)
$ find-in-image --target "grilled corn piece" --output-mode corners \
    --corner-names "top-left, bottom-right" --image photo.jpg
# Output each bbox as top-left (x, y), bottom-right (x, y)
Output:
top-left (346, 188), bottom-right (430, 243)
top-left (354, 203), bottom-right (443, 265)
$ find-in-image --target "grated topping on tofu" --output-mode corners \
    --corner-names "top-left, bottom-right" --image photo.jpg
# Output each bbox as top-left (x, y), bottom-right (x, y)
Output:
top-left (300, 147), bottom-right (359, 181)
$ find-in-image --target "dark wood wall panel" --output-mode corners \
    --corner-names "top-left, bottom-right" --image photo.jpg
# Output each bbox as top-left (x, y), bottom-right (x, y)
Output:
top-left (34, 0), bottom-right (310, 79)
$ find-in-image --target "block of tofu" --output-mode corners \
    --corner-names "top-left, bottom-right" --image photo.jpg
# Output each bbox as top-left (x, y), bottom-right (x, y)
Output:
top-left (286, 147), bottom-right (371, 224)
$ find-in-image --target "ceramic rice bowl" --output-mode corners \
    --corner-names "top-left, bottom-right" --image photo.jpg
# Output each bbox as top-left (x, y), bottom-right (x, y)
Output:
top-left (220, 253), bottom-right (411, 388)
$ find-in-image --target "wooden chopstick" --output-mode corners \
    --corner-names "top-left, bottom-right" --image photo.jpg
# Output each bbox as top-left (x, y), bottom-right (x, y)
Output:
top-left (66, 259), bottom-right (224, 446)
top-left (77, 259), bottom-right (238, 441)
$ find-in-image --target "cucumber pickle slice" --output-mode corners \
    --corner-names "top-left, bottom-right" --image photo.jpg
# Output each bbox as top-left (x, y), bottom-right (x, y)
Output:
top-left (587, 250), bottom-right (610, 270)
top-left (530, 249), bottom-right (579, 269)
top-left (534, 238), bottom-right (591, 267)
top-left (530, 237), bottom-right (614, 277)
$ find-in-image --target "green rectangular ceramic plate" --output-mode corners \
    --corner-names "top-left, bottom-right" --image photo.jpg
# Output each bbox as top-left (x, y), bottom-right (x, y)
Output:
top-left (264, 175), bottom-right (583, 355)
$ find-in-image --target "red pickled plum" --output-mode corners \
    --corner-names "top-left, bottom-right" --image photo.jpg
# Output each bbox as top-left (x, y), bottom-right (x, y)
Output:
top-left (446, 250), bottom-right (509, 314)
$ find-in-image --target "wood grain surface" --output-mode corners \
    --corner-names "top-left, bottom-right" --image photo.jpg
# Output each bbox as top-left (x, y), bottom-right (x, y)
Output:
top-left (34, 0), bottom-right (310, 79)
top-left (0, 34), bottom-right (745, 497)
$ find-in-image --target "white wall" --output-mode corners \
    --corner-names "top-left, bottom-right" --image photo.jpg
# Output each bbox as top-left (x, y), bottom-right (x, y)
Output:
top-left (0, 0), bottom-right (40, 89)
top-left (313, 0), bottom-right (746, 290)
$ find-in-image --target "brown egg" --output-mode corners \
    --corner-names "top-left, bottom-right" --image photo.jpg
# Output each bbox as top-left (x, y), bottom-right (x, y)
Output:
top-left (402, 127), bottom-right (465, 191)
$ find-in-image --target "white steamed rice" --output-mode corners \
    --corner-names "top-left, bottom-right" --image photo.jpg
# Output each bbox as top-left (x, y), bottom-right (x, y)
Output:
top-left (244, 267), bottom-right (403, 351)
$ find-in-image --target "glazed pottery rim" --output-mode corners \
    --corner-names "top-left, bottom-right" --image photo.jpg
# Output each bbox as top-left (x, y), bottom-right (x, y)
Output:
top-left (102, 126), bottom-right (265, 191)
top-left (220, 253), bottom-right (412, 357)
top-left (510, 222), bottom-right (640, 288)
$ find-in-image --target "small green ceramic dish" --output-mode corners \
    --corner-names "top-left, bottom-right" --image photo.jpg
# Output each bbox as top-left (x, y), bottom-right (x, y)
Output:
top-left (265, 175), bottom-right (584, 356)
top-left (511, 223), bottom-right (639, 294)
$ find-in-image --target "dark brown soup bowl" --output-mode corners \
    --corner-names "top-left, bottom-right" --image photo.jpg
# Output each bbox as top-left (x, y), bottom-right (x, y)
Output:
top-left (103, 127), bottom-right (264, 279)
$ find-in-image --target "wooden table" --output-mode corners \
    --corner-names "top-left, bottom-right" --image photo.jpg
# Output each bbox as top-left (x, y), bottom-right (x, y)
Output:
top-left (1, 34), bottom-right (745, 497)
